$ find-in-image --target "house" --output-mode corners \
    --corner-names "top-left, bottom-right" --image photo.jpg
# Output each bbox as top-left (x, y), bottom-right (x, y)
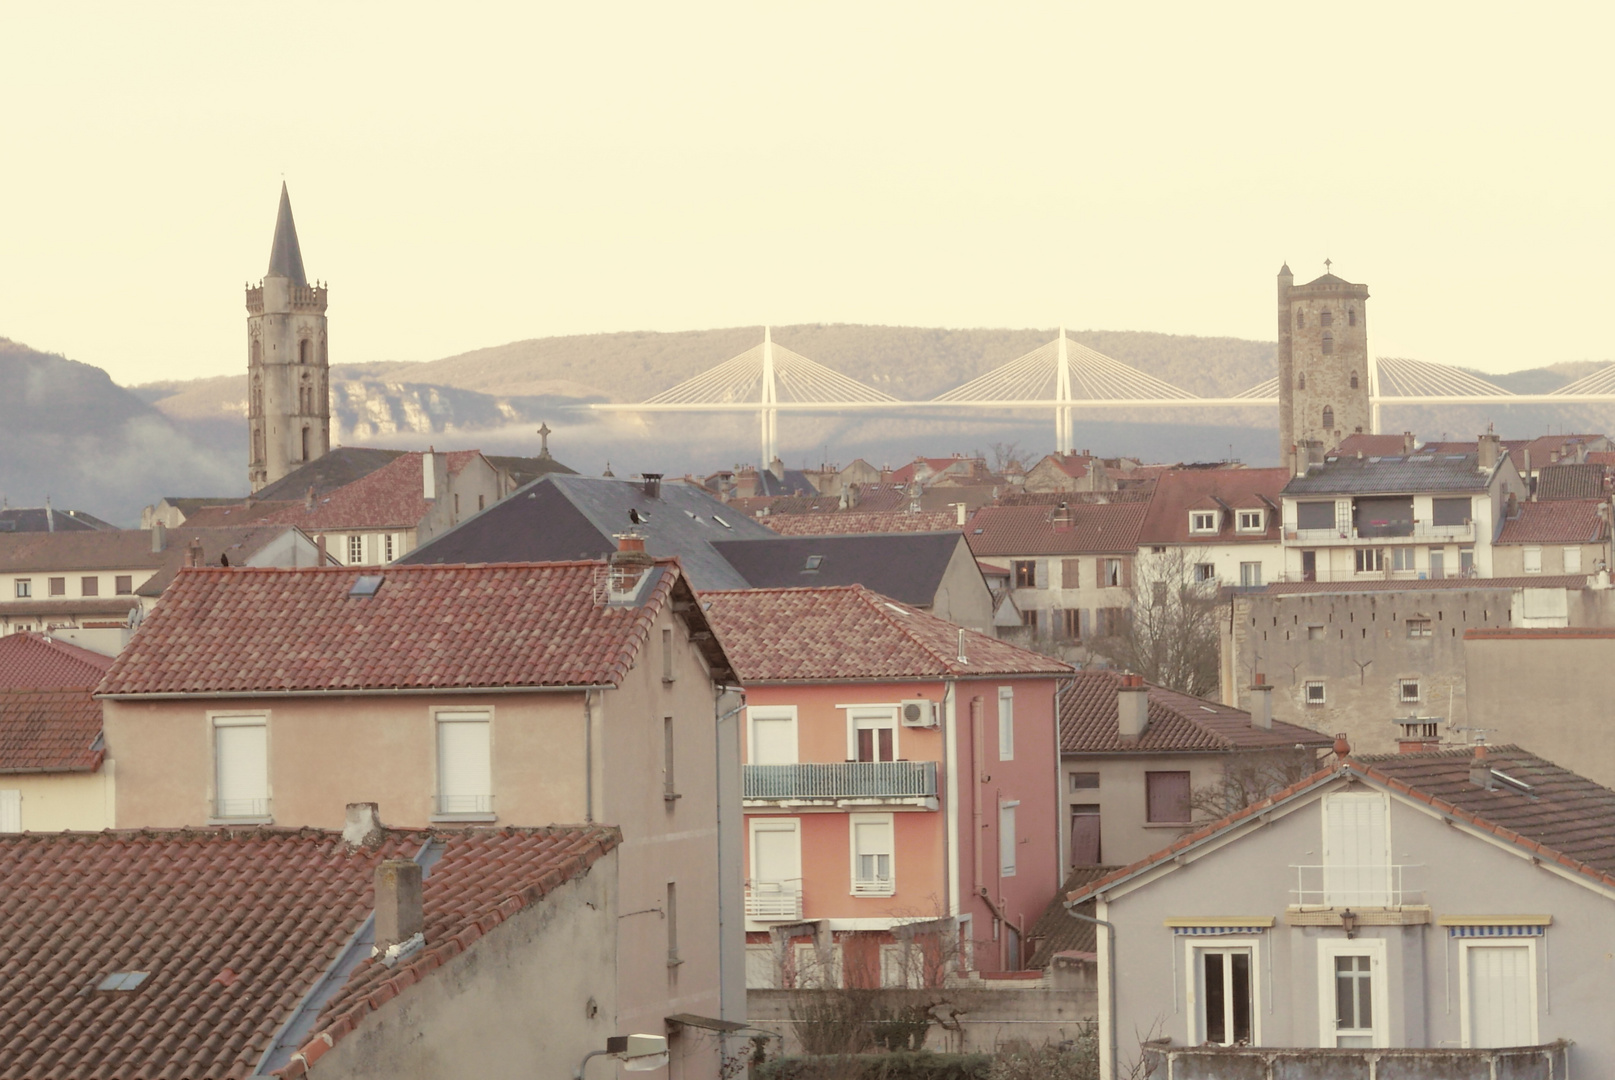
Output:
top-left (1532, 462), bottom-right (1607, 501)
top-left (1280, 434), bottom-right (1528, 583)
top-left (399, 473), bottom-right (777, 590)
top-left (711, 532), bottom-right (994, 632)
top-left (965, 501), bottom-right (1148, 653)
top-left (1491, 499), bottom-right (1610, 577)
top-left (1065, 743), bottom-right (1612, 1077)
top-left (96, 551), bottom-right (745, 1076)
top-left (0, 818), bottom-right (623, 1080)
top-left (1135, 467), bottom-right (1288, 590)
top-left (0, 632), bottom-right (114, 831)
top-left (1021, 452), bottom-right (1118, 495)
top-left (702, 585), bottom-right (1071, 988)
top-left (0, 525), bottom-right (329, 654)
top-left (1056, 670), bottom-right (1331, 871)
top-left (140, 497), bottom-right (249, 530)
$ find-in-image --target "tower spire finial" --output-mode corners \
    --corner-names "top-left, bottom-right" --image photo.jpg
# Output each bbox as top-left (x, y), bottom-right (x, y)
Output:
top-left (267, 182), bottom-right (308, 287)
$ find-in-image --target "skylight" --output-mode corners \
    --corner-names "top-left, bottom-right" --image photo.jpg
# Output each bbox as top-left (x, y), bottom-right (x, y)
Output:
top-left (804, 555), bottom-right (823, 571)
top-left (349, 575), bottom-right (384, 597)
top-left (97, 971), bottom-right (150, 992)
top-left (883, 602), bottom-right (911, 616)
top-left (713, 515), bottom-right (732, 528)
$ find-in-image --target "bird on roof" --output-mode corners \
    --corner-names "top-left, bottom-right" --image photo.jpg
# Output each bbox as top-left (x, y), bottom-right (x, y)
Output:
top-left (629, 508), bottom-right (648, 525)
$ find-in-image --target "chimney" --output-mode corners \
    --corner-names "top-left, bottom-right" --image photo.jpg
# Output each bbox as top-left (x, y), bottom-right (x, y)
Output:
top-left (1117, 673), bottom-right (1149, 741)
top-left (305, 485), bottom-right (316, 512)
top-left (316, 534), bottom-right (327, 562)
top-left (1333, 733), bottom-right (1352, 763)
top-left (641, 473), bottom-right (663, 499)
top-left (343, 802), bottom-right (384, 847)
top-left (608, 533), bottom-right (655, 600)
top-left (955, 502), bottom-right (967, 526)
top-left (1478, 432), bottom-right (1501, 471)
top-left (1248, 673), bottom-right (1273, 729)
top-left (1402, 431), bottom-right (1416, 455)
top-left (1469, 743), bottom-right (1494, 790)
top-left (373, 858), bottom-right (424, 954)
top-left (151, 523), bottom-right (167, 553)
top-left (769, 456), bottom-right (785, 483)
top-left (187, 538), bottom-right (205, 568)
top-left (423, 449), bottom-right (438, 501)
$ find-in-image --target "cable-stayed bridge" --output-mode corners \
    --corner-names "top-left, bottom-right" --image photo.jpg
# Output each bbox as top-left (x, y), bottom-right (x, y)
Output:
top-left (590, 328), bottom-right (1615, 463)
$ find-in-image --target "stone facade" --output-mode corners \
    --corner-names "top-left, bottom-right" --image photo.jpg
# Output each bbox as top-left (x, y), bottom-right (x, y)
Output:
top-left (1277, 264), bottom-right (1372, 462)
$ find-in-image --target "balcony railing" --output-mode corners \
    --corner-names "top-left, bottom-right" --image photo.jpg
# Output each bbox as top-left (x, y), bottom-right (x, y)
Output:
top-left (1291, 521), bottom-right (1475, 545)
top-left (1143, 1042), bottom-right (1571, 1079)
top-left (212, 797), bottom-right (271, 821)
top-left (746, 879), bottom-right (803, 920)
top-left (744, 761), bottom-right (938, 802)
top-left (1290, 864), bottom-right (1420, 908)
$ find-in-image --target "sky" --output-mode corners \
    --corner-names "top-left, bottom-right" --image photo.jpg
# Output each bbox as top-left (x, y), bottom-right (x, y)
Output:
top-left (1, 3), bottom-right (1610, 388)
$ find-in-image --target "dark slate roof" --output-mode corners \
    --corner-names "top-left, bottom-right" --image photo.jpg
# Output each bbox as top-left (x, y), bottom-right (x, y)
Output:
top-left (752, 468), bottom-right (818, 497)
top-left (252, 447), bottom-right (408, 501)
top-left (710, 532), bottom-right (970, 608)
top-left (0, 508), bottom-right (114, 534)
top-left (398, 475), bottom-right (774, 591)
top-left (1282, 451), bottom-right (1492, 495)
top-left (484, 453), bottom-right (578, 487)
top-left (266, 182), bottom-right (308, 286)
top-left (1535, 463), bottom-right (1605, 500)
top-left (1060, 670), bottom-right (1332, 754)
top-left (1027, 866), bottom-right (1118, 968)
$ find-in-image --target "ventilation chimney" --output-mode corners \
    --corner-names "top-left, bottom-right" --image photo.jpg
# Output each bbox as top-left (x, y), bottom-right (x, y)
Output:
top-left (343, 802), bottom-right (384, 847)
top-left (151, 523), bottom-right (167, 553)
top-left (187, 539), bottom-right (205, 568)
top-left (1469, 743), bottom-right (1494, 790)
top-left (608, 533), bottom-right (655, 601)
top-left (44, 497), bottom-right (54, 533)
top-left (1402, 431), bottom-right (1416, 455)
top-left (956, 627), bottom-right (968, 664)
top-left (1478, 432), bottom-right (1502, 471)
top-left (374, 858), bottom-right (424, 953)
top-left (316, 534), bottom-right (327, 562)
top-left (1117, 673), bottom-right (1149, 741)
top-left (1248, 673), bottom-right (1273, 730)
top-left (423, 449), bottom-right (438, 501)
top-left (642, 473), bottom-right (663, 499)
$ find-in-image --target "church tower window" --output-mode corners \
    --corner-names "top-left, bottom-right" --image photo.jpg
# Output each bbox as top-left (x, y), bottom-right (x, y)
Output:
top-left (1320, 310), bottom-right (1333, 327)
top-left (1296, 311), bottom-right (1305, 329)
top-left (1321, 332), bottom-right (1334, 355)
top-left (299, 339), bottom-right (311, 364)
top-left (1349, 308), bottom-right (1357, 327)
top-left (1350, 372), bottom-right (1359, 388)
top-left (1323, 406), bottom-right (1335, 430)
top-left (1298, 373), bottom-right (1306, 390)
top-left (301, 427), bottom-right (312, 462)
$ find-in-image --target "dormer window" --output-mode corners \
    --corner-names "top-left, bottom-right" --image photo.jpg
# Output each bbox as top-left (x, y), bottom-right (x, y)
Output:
top-left (1236, 509), bottom-right (1264, 533)
top-left (1189, 510), bottom-right (1218, 534)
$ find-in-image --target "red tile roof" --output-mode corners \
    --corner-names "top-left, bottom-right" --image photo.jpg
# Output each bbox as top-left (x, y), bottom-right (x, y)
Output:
top-left (1496, 500), bottom-right (1609, 544)
top-left (1059, 670), bottom-right (1332, 754)
top-left (0, 689), bottom-right (103, 772)
top-left (0, 824), bottom-right (617, 1080)
top-left (98, 560), bottom-right (710, 697)
top-left (1337, 433), bottom-right (1415, 456)
top-left (178, 500), bottom-right (300, 528)
top-left (1534, 463), bottom-right (1606, 500)
top-left (1065, 745), bottom-right (1615, 906)
top-left (259, 451), bottom-right (485, 532)
top-left (1136, 468), bottom-right (1287, 546)
top-left (1263, 575), bottom-right (1588, 595)
top-left (762, 511), bottom-right (961, 536)
top-left (964, 502), bottom-right (1147, 557)
top-left (0, 632), bottom-right (113, 689)
top-left (704, 585), bottom-right (1071, 683)
top-left (1586, 451), bottom-right (1615, 468)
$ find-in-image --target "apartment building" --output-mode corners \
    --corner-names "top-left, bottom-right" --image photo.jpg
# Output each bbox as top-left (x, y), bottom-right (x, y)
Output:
top-left (1135, 467), bottom-right (1288, 590)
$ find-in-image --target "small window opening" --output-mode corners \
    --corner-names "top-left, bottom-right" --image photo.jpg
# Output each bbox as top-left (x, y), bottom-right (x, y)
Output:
top-left (1322, 331), bottom-right (1334, 355)
top-left (1322, 406), bottom-right (1335, 430)
top-left (1350, 372), bottom-right (1359, 388)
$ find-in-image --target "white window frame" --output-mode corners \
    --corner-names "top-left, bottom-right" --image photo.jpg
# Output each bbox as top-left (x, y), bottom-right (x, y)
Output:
top-left (1189, 510), bottom-right (1218, 535)
top-left (1459, 938), bottom-right (1539, 1049)
top-left (384, 533), bottom-right (396, 562)
top-left (1239, 561), bottom-right (1263, 588)
top-left (433, 708), bottom-right (494, 820)
top-left (1305, 681), bottom-right (1326, 705)
top-left (1563, 546), bottom-right (1582, 574)
top-left (1523, 546), bottom-right (1542, 574)
top-left (1236, 509), bottom-right (1265, 533)
top-left (0, 789), bottom-right (20, 833)
top-left (879, 942), bottom-right (921, 988)
top-left (1399, 680), bottom-right (1420, 703)
top-left (997, 687), bottom-right (1014, 761)
top-left (999, 801), bottom-right (1019, 877)
top-left (849, 812), bottom-right (896, 896)
top-left (1317, 937), bottom-right (1388, 1048)
top-left (210, 712), bottom-right (271, 823)
top-left (14, 579), bottom-right (30, 599)
top-left (1184, 936), bottom-right (1263, 1047)
top-left (747, 705), bottom-right (799, 765)
top-left (347, 534), bottom-right (364, 564)
top-left (845, 706), bottom-right (899, 761)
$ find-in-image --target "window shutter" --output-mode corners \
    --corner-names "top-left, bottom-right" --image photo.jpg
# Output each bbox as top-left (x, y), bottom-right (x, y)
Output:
top-left (1323, 793), bottom-right (1389, 905)
top-left (1062, 558), bottom-right (1081, 589)
top-left (1080, 609), bottom-right (1091, 638)
top-left (1034, 559), bottom-right (1048, 589)
top-left (438, 715), bottom-right (492, 814)
top-left (215, 723), bottom-right (268, 818)
top-left (1121, 558), bottom-right (1133, 588)
top-left (998, 688), bottom-right (1014, 760)
top-left (999, 804), bottom-right (1017, 876)
top-left (1146, 772), bottom-right (1190, 823)
top-left (1564, 547), bottom-right (1582, 573)
top-left (751, 715), bottom-right (797, 765)
top-left (0, 789), bottom-right (20, 833)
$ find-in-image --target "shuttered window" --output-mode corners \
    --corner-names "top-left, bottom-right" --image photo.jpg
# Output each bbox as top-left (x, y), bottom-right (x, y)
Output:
top-left (1062, 558), bottom-right (1081, 588)
top-left (1323, 792), bottom-right (1390, 905)
top-left (214, 716), bottom-right (269, 819)
top-left (437, 711), bottom-right (492, 815)
top-left (1000, 803), bottom-right (1018, 876)
top-left (1465, 944), bottom-right (1536, 1048)
top-left (852, 815), bottom-right (895, 895)
top-left (1146, 771), bottom-right (1191, 824)
top-left (0, 789), bottom-right (20, 833)
top-left (998, 687), bottom-right (1014, 760)
top-left (1297, 502), bottom-right (1335, 530)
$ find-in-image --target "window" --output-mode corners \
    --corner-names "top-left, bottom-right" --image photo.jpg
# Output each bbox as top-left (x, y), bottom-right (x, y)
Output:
top-left (0, 789), bottom-right (20, 833)
top-left (1349, 308), bottom-right (1357, 327)
top-left (851, 709), bottom-right (897, 763)
top-left (301, 427), bottom-right (311, 462)
top-left (1320, 309), bottom-right (1334, 327)
top-left (1399, 680), bottom-right (1420, 703)
top-left (1428, 549), bottom-right (1445, 579)
top-left (749, 819), bottom-right (802, 916)
top-left (1297, 501), bottom-right (1335, 530)
top-left (1355, 548), bottom-right (1384, 573)
top-left (1307, 625), bottom-right (1325, 640)
top-left (1523, 546), bottom-right (1542, 574)
top-left (384, 534), bottom-right (395, 562)
top-left (1561, 546), bottom-right (1581, 573)
top-left (1460, 548), bottom-right (1475, 575)
top-left (48, 577), bottom-right (65, 597)
top-left (663, 716), bottom-right (678, 802)
top-left (666, 882), bottom-right (680, 966)
top-left (1058, 608), bottom-right (1082, 640)
top-left (1070, 804), bottom-right (1101, 864)
top-left (1407, 618), bottom-right (1432, 638)
top-left (213, 714), bottom-right (269, 820)
top-left (1190, 944), bottom-right (1255, 1046)
top-left (478, 494), bottom-right (485, 511)
top-left (1145, 771), bottom-right (1191, 824)
top-left (999, 802), bottom-right (1018, 876)
top-left (1236, 509), bottom-right (1264, 533)
top-left (661, 627), bottom-right (675, 681)
top-left (1296, 311), bottom-right (1305, 329)
top-left (1350, 371), bottom-right (1359, 388)
top-left (1461, 941), bottom-right (1538, 1048)
top-left (1069, 771), bottom-right (1100, 791)
top-left (436, 710), bottom-right (492, 816)
top-left (115, 575), bottom-right (132, 595)
top-left (1190, 510), bottom-right (1218, 534)
top-left (1390, 547), bottom-right (1416, 572)
top-left (1298, 372), bottom-right (1306, 390)
top-left (1322, 405), bottom-right (1335, 429)
top-left (1152, 581), bottom-right (1168, 606)
top-left (1240, 562), bottom-right (1263, 588)
top-left (1061, 558), bottom-right (1081, 589)
top-left (1318, 939), bottom-right (1386, 1048)
top-left (1305, 681), bottom-right (1326, 705)
top-left (1013, 560), bottom-right (1037, 588)
top-left (347, 535), bottom-right (363, 564)
top-left (1194, 563), bottom-right (1216, 583)
top-left (80, 576), bottom-right (98, 596)
top-left (748, 706), bottom-right (798, 765)
top-left (1019, 609), bottom-right (1039, 630)
top-left (1098, 607), bottom-right (1127, 636)
top-left (1432, 497), bottom-right (1472, 527)
top-left (1102, 558), bottom-right (1128, 587)
top-left (851, 814), bottom-right (895, 895)
top-left (299, 338), bottom-right (311, 364)
top-left (998, 687), bottom-right (1014, 760)
top-left (1322, 332), bottom-right (1334, 356)
top-left (14, 580), bottom-right (30, 599)
top-left (1322, 792), bottom-right (1391, 906)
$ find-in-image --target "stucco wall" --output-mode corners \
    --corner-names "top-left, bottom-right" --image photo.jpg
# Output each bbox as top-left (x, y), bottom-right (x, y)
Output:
top-left (934, 541), bottom-right (995, 634)
top-left (1492, 540), bottom-right (1608, 578)
top-left (0, 763), bottom-right (114, 831)
top-left (1098, 777), bottom-right (1615, 1076)
top-left (1060, 753), bottom-right (1230, 870)
top-left (1465, 635), bottom-right (1615, 790)
top-left (310, 850), bottom-right (617, 1080)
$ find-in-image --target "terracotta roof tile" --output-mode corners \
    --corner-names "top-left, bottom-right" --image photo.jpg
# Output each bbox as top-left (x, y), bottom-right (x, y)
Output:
top-left (964, 503), bottom-right (1147, 557)
top-left (1534, 463), bottom-right (1606, 500)
top-left (1059, 670), bottom-right (1332, 754)
top-left (98, 561), bottom-right (690, 696)
top-left (1496, 499), bottom-right (1608, 544)
top-left (704, 585), bottom-right (1071, 682)
top-left (0, 632), bottom-right (113, 689)
top-left (762, 512), bottom-right (961, 536)
top-left (0, 824), bottom-right (617, 1080)
top-left (259, 451), bottom-right (485, 532)
top-left (1026, 866), bottom-right (1119, 968)
top-left (1136, 468), bottom-right (1287, 546)
top-left (0, 688), bottom-right (103, 772)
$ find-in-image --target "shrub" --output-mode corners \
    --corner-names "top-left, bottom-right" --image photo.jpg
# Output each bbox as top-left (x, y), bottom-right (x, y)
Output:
top-left (985, 1035), bottom-right (1100, 1080)
top-left (758, 1051), bottom-right (994, 1080)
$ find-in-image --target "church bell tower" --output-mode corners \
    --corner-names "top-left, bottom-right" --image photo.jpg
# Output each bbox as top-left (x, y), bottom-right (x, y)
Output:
top-left (247, 184), bottom-right (330, 492)
top-left (1277, 262), bottom-right (1370, 463)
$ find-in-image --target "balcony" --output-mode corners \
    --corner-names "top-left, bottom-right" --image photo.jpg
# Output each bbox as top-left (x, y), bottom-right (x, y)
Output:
top-left (1143, 1042), bottom-right (1571, 1079)
top-left (1290, 521), bottom-right (1476, 546)
top-left (745, 879), bottom-right (803, 920)
top-left (743, 762), bottom-right (939, 808)
top-left (1290, 864), bottom-right (1422, 908)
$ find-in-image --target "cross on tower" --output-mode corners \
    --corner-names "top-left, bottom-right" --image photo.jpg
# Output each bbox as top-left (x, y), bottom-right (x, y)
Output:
top-left (1325, 258), bottom-right (1333, 274)
top-left (537, 421), bottom-right (552, 459)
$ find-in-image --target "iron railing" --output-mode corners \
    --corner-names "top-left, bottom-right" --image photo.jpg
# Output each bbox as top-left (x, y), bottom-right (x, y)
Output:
top-left (744, 761), bottom-right (938, 801)
top-left (1290, 864), bottom-right (1420, 908)
top-left (746, 879), bottom-right (803, 919)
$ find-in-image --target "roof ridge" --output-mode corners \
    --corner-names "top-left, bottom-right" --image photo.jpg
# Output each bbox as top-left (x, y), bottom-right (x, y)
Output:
top-left (853, 585), bottom-right (971, 675)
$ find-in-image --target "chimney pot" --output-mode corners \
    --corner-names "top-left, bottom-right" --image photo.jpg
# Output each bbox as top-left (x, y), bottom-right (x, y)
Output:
top-left (316, 534), bottom-right (327, 562)
top-left (1248, 677), bottom-right (1273, 729)
top-left (1403, 431), bottom-right (1415, 455)
top-left (374, 858), bottom-right (424, 953)
top-left (187, 539), bottom-right (205, 568)
top-left (1333, 733), bottom-right (1352, 761)
top-left (1117, 674), bottom-right (1149, 741)
top-left (642, 473), bottom-right (663, 499)
top-left (343, 802), bottom-right (384, 847)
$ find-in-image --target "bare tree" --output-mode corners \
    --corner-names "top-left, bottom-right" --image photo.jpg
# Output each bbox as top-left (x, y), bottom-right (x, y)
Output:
top-left (1187, 749), bottom-right (1319, 820)
top-left (1088, 550), bottom-right (1220, 697)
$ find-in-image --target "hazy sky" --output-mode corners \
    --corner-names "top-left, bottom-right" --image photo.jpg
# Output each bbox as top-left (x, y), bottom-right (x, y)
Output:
top-left (2, 3), bottom-right (1610, 388)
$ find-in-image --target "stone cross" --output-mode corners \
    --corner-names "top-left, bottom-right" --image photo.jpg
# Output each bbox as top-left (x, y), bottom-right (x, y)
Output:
top-left (537, 421), bottom-right (552, 458)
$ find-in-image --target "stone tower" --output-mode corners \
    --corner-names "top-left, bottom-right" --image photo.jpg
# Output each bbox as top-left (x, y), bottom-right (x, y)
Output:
top-left (1277, 263), bottom-right (1370, 463)
top-left (247, 184), bottom-right (330, 492)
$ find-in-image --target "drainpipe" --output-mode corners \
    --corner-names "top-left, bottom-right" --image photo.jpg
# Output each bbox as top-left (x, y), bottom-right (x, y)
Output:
top-left (1065, 904), bottom-right (1118, 1080)
top-left (713, 684), bottom-right (747, 1059)
top-left (582, 689), bottom-right (596, 823)
top-left (943, 680), bottom-right (960, 919)
top-left (1053, 676), bottom-right (1074, 883)
top-left (970, 695), bottom-right (985, 907)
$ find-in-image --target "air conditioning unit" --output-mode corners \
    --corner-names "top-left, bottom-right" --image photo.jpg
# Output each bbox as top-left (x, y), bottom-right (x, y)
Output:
top-left (900, 699), bottom-right (938, 728)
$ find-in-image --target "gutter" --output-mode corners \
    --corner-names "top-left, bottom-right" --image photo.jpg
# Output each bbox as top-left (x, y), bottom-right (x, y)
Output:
top-left (734, 672), bottom-right (1069, 688)
top-left (97, 683), bottom-right (617, 701)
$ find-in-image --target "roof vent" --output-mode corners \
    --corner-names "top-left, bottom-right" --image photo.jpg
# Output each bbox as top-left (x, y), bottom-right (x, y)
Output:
top-left (96, 971), bottom-right (151, 992)
top-left (804, 555), bottom-right (823, 571)
top-left (642, 473), bottom-right (663, 499)
top-left (349, 575), bottom-right (384, 597)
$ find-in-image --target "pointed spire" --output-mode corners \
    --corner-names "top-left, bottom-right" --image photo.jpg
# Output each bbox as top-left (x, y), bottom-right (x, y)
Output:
top-left (267, 182), bottom-right (308, 286)
top-left (1279, 262), bottom-right (1293, 277)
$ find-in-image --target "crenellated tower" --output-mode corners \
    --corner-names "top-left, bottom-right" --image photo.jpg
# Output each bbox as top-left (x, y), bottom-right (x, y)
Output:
top-left (247, 184), bottom-right (330, 491)
top-left (1277, 261), bottom-right (1370, 462)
